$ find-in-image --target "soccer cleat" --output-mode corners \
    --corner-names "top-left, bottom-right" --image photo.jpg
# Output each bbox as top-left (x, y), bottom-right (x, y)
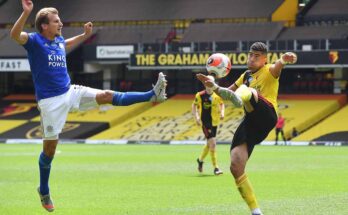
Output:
top-left (213, 168), bottom-right (223, 175)
top-left (196, 158), bottom-right (203, 173)
top-left (37, 187), bottom-right (54, 212)
top-left (150, 72), bottom-right (167, 102)
top-left (251, 208), bottom-right (263, 215)
top-left (217, 87), bottom-right (243, 108)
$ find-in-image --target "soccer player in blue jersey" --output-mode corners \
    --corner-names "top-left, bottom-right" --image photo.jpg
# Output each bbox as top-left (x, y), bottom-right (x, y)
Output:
top-left (11, 0), bottom-right (167, 212)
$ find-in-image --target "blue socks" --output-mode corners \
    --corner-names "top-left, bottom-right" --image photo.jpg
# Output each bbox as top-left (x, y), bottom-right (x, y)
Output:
top-left (39, 152), bottom-right (53, 195)
top-left (112, 90), bottom-right (154, 106)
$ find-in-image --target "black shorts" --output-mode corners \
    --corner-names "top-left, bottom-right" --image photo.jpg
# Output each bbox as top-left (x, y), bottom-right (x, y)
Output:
top-left (231, 95), bottom-right (277, 157)
top-left (202, 125), bottom-right (217, 139)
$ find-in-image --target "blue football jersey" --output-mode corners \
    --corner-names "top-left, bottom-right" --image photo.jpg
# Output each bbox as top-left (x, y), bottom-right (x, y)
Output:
top-left (23, 32), bottom-right (71, 100)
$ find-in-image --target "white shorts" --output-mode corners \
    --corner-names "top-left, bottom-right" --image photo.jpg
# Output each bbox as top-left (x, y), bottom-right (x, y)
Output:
top-left (38, 85), bottom-right (101, 139)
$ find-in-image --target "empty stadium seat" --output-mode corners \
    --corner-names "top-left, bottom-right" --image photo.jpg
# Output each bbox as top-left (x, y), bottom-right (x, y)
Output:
top-left (278, 25), bottom-right (348, 40)
top-left (0, 0), bottom-right (284, 23)
top-left (182, 22), bottom-right (284, 42)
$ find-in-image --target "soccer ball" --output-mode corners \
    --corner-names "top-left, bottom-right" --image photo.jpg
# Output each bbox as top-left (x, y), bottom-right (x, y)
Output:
top-left (206, 53), bottom-right (231, 79)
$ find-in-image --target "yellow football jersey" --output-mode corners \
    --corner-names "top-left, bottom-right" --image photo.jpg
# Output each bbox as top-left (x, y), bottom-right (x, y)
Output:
top-left (193, 91), bottom-right (224, 126)
top-left (234, 64), bottom-right (279, 112)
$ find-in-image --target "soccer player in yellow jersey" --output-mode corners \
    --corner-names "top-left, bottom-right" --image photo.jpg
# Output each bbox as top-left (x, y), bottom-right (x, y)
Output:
top-left (192, 76), bottom-right (225, 175)
top-left (197, 42), bottom-right (297, 215)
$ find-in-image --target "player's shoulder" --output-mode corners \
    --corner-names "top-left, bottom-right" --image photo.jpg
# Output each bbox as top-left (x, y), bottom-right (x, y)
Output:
top-left (263, 63), bottom-right (272, 71)
top-left (27, 32), bottom-right (39, 40)
top-left (55, 35), bottom-right (65, 43)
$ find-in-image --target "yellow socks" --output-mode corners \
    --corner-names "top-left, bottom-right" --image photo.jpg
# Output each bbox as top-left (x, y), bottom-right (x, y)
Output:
top-left (199, 145), bottom-right (209, 161)
top-left (210, 150), bottom-right (218, 168)
top-left (236, 173), bottom-right (259, 211)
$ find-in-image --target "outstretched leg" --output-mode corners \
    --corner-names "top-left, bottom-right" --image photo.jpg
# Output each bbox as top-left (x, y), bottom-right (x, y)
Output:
top-left (96, 72), bottom-right (167, 106)
top-left (231, 144), bottom-right (262, 215)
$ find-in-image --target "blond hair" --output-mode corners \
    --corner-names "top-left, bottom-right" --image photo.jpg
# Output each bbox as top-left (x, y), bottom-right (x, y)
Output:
top-left (35, 7), bottom-right (58, 33)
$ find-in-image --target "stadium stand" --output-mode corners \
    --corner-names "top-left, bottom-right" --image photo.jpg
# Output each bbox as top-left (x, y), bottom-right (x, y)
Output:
top-left (90, 96), bottom-right (197, 141)
top-left (0, 0), bottom-right (284, 23)
top-left (90, 95), bottom-right (345, 143)
top-left (181, 22), bottom-right (284, 42)
top-left (0, 0), bottom-right (22, 24)
top-left (298, 0), bottom-right (348, 25)
top-left (30, 103), bottom-right (153, 127)
top-left (266, 95), bottom-right (346, 141)
top-left (293, 104), bottom-right (348, 142)
top-left (305, 0), bottom-right (348, 17)
top-left (278, 25), bottom-right (348, 40)
top-left (93, 25), bottom-right (173, 44)
top-left (1, 0), bottom-right (348, 143)
top-left (0, 120), bottom-right (27, 134)
top-left (0, 95), bottom-right (153, 139)
top-left (0, 28), bottom-right (27, 57)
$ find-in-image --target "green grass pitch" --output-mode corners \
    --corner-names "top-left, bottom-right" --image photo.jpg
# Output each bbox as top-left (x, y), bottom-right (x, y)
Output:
top-left (0, 144), bottom-right (347, 215)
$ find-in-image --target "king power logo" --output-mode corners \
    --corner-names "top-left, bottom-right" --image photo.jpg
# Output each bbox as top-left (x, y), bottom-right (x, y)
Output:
top-left (48, 54), bottom-right (67, 68)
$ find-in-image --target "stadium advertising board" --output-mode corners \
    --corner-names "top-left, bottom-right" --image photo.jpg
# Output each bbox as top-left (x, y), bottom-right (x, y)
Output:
top-left (0, 59), bottom-right (30, 72)
top-left (96, 45), bottom-right (134, 59)
top-left (128, 51), bottom-right (348, 69)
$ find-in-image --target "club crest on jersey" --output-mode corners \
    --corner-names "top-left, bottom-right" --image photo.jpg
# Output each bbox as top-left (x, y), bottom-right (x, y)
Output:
top-left (46, 125), bottom-right (53, 132)
top-left (59, 43), bottom-right (65, 50)
top-left (248, 76), bottom-right (253, 83)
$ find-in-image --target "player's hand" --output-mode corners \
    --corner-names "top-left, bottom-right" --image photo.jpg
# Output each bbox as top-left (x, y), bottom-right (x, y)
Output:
top-left (196, 74), bottom-right (215, 88)
top-left (220, 114), bottom-right (224, 120)
top-left (22, 0), bottom-right (33, 14)
top-left (83, 22), bottom-right (93, 36)
top-left (281, 52), bottom-right (297, 64)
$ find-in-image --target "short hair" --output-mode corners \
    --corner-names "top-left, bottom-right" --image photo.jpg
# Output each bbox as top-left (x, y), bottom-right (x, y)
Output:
top-left (249, 42), bottom-right (268, 54)
top-left (35, 7), bottom-right (58, 33)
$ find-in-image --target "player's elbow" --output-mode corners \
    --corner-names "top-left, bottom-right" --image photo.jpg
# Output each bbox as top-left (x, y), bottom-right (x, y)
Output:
top-left (10, 30), bottom-right (20, 43)
top-left (9, 30), bottom-right (17, 40)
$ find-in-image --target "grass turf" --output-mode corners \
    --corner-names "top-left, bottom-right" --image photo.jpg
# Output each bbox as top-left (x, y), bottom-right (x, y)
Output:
top-left (0, 144), bottom-right (347, 215)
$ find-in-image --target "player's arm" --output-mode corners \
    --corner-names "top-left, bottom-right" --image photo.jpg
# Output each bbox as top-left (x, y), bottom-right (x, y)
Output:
top-left (65, 22), bottom-right (93, 51)
top-left (219, 102), bottom-right (225, 120)
top-left (10, 0), bottom-right (33, 45)
top-left (269, 52), bottom-right (297, 78)
top-left (192, 100), bottom-right (201, 126)
top-left (196, 74), bottom-right (243, 107)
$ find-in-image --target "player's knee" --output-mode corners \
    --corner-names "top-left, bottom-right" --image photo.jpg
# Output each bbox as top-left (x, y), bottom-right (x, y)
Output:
top-left (44, 145), bottom-right (56, 157)
top-left (236, 85), bottom-right (258, 104)
top-left (230, 161), bottom-right (238, 176)
top-left (230, 157), bottom-right (244, 178)
top-left (43, 139), bottom-right (58, 157)
top-left (209, 143), bottom-right (216, 151)
top-left (44, 148), bottom-right (56, 158)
